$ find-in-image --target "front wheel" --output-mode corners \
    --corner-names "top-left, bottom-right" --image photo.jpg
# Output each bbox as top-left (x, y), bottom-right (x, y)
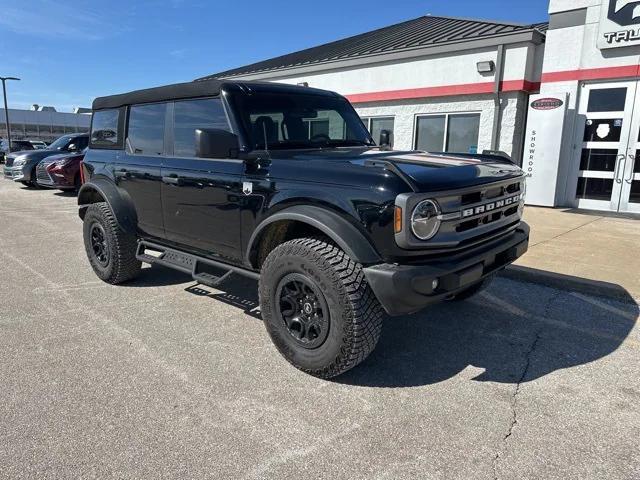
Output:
top-left (83, 202), bottom-right (141, 284)
top-left (259, 237), bottom-right (384, 379)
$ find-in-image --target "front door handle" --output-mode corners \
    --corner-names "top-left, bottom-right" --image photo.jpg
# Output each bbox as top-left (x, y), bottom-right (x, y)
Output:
top-left (627, 154), bottom-right (637, 184)
top-left (162, 175), bottom-right (181, 186)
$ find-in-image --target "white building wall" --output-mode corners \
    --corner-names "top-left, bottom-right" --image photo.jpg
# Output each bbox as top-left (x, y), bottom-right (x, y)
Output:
top-left (261, 43), bottom-right (539, 97)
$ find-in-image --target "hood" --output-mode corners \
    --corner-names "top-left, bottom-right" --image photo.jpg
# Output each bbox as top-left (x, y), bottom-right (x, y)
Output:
top-left (269, 148), bottom-right (524, 193)
top-left (42, 151), bottom-right (84, 165)
top-left (7, 149), bottom-right (66, 165)
top-left (358, 151), bottom-right (524, 191)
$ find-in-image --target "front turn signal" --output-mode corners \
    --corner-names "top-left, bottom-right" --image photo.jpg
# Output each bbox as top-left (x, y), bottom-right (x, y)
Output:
top-left (394, 206), bottom-right (403, 234)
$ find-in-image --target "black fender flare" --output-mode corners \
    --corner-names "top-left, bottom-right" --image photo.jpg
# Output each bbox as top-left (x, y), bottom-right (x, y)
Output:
top-left (246, 205), bottom-right (381, 267)
top-left (77, 178), bottom-right (138, 234)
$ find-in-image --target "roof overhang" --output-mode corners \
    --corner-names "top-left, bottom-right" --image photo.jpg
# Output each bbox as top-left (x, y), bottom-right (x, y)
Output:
top-left (215, 30), bottom-right (545, 82)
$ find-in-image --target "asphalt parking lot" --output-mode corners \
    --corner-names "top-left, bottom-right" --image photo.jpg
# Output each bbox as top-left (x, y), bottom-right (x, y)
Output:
top-left (0, 179), bottom-right (639, 480)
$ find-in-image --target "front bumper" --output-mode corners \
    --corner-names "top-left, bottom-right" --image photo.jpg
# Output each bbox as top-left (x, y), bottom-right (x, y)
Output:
top-left (363, 222), bottom-right (530, 316)
top-left (3, 165), bottom-right (26, 181)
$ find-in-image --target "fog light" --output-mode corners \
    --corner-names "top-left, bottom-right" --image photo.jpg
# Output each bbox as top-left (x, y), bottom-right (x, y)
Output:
top-left (432, 279), bottom-right (439, 290)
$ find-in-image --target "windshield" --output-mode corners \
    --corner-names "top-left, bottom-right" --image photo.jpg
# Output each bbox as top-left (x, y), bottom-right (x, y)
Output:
top-left (231, 92), bottom-right (374, 150)
top-left (48, 135), bottom-right (72, 150)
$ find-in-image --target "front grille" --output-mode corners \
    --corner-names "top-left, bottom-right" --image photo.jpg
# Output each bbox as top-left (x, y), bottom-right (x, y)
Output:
top-left (5, 156), bottom-right (14, 167)
top-left (436, 178), bottom-right (524, 247)
top-left (36, 162), bottom-right (53, 184)
top-left (396, 177), bottom-right (526, 252)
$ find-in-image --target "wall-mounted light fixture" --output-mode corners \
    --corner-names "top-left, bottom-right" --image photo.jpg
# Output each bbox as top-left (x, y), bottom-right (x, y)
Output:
top-left (476, 61), bottom-right (495, 74)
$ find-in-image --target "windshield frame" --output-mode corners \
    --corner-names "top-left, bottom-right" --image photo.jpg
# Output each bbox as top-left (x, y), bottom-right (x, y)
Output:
top-left (228, 91), bottom-right (375, 152)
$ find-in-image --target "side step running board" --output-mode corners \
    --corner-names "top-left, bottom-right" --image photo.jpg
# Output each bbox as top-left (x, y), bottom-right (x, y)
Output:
top-left (136, 240), bottom-right (260, 288)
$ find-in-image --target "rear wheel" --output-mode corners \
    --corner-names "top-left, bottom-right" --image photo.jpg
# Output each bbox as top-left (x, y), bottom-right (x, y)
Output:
top-left (83, 202), bottom-right (141, 284)
top-left (259, 237), bottom-right (384, 378)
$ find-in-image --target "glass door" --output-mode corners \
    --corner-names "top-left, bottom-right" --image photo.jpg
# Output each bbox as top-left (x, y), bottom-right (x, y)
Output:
top-left (572, 81), bottom-right (637, 212)
top-left (619, 101), bottom-right (640, 214)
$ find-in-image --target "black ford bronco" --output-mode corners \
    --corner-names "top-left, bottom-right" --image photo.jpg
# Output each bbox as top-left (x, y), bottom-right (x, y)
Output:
top-left (79, 80), bottom-right (529, 378)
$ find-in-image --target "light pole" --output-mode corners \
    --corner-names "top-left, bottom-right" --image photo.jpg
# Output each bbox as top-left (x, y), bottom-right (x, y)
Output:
top-left (1, 76), bottom-right (21, 154)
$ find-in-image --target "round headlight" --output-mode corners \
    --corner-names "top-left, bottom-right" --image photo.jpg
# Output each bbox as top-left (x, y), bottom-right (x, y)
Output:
top-left (411, 199), bottom-right (441, 240)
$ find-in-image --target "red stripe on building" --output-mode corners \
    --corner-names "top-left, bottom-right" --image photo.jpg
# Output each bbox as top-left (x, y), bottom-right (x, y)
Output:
top-left (334, 65), bottom-right (640, 104)
top-left (542, 65), bottom-right (640, 83)
top-left (346, 79), bottom-right (541, 104)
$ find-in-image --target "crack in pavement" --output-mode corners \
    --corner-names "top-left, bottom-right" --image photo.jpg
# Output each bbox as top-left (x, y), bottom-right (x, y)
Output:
top-left (492, 330), bottom-right (542, 479)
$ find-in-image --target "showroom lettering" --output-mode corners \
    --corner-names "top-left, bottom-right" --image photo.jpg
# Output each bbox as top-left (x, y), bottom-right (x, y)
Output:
top-left (527, 130), bottom-right (536, 177)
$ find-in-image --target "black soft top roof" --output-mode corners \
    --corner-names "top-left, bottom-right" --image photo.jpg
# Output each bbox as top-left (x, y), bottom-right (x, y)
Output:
top-left (92, 79), bottom-right (224, 110)
top-left (92, 79), bottom-right (339, 111)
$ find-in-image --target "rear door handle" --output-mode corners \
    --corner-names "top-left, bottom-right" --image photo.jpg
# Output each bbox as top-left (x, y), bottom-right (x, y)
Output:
top-left (162, 175), bottom-right (181, 185)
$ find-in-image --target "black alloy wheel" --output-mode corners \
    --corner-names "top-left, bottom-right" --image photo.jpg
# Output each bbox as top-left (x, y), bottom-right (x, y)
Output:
top-left (90, 223), bottom-right (110, 267)
top-left (275, 273), bottom-right (330, 349)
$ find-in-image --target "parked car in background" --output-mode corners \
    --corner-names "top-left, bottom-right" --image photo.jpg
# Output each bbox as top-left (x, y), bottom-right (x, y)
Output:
top-left (3, 133), bottom-right (89, 187)
top-left (29, 140), bottom-right (48, 150)
top-left (36, 149), bottom-right (86, 191)
top-left (1, 140), bottom-right (36, 164)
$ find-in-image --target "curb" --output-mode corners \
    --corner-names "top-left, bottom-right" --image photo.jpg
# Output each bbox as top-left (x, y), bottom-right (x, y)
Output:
top-left (499, 265), bottom-right (636, 303)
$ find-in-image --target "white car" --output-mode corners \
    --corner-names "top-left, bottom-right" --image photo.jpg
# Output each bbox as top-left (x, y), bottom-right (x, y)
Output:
top-left (29, 140), bottom-right (48, 150)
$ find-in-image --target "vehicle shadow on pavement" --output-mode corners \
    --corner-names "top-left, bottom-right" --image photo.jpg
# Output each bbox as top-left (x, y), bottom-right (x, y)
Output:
top-left (123, 265), bottom-right (639, 389)
top-left (336, 277), bottom-right (639, 388)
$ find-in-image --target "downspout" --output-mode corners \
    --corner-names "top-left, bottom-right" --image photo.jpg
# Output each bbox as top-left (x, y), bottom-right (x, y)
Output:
top-left (491, 44), bottom-right (506, 151)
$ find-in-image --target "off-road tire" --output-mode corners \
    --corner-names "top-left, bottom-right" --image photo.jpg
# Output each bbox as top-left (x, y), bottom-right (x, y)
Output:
top-left (259, 237), bottom-right (384, 378)
top-left (449, 275), bottom-right (494, 301)
top-left (83, 202), bottom-right (141, 284)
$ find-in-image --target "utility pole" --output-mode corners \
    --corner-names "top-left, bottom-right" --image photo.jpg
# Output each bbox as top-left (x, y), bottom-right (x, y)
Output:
top-left (1, 76), bottom-right (21, 154)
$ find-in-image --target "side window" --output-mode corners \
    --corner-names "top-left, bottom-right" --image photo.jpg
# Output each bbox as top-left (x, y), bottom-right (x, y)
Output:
top-left (76, 136), bottom-right (89, 150)
top-left (174, 98), bottom-right (230, 157)
top-left (128, 103), bottom-right (167, 155)
top-left (90, 109), bottom-right (121, 148)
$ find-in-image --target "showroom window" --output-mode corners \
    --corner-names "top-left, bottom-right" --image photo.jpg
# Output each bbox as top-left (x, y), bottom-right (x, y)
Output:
top-left (414, 113), bottom-right (481, 154)
top-left (361, 116), bottom-right (394, 146)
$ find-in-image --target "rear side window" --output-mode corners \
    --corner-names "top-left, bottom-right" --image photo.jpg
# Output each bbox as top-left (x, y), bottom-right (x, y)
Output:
top-left (90, 109), bottom-right (122, 149)
top-left (128, 103), bottom-right (167, 156)
top-left (173, 98), bottom-right (230, 157)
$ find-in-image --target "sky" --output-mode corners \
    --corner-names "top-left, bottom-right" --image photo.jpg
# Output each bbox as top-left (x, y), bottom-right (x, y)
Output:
top-left (0, 0), bottom-right (549, 112)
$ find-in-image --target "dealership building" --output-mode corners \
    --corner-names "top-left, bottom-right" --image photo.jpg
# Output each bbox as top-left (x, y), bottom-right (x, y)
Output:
top-left (0, 107), bottom-right (91, 145)
top-left (202, 0), bottom-right (640, 214)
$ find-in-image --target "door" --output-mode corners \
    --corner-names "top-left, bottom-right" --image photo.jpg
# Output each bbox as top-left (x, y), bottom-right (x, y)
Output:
top-left (161, 98), bottom-right (244, 263)
top-left (116, 102), bottom-right (167, 239)
top-left (620, 98), bottom-right (640, 214)
top-left (573, 81), bottom-right (640, 212)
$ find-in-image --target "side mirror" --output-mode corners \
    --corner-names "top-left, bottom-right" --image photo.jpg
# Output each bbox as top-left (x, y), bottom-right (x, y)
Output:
top-left (379, 130), bottom-right (392, 149)
top-left (195, 128), bottom-right (239, 159)
top-left (67, 143), bottom-right (78, 152)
